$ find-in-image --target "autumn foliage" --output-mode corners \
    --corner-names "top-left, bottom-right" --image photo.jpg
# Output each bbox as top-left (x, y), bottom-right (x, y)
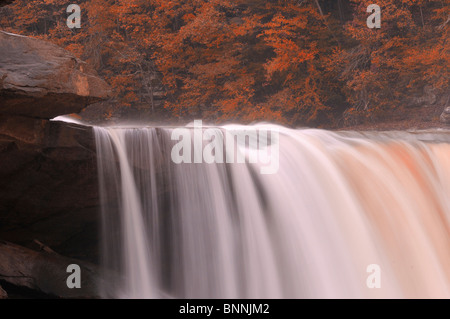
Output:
top-left (1, 0), bottom-right (448, 126)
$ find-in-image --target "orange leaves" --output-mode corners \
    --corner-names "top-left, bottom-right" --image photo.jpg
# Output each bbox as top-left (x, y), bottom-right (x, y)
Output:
top-left (1, 0), bottom-right (446, 126)
top-left (336, 0), bottom-right (449, 123)
top-left (150, 0), bottom-right (346, 125)
top-left (264, 40), bottom-right (317, 78)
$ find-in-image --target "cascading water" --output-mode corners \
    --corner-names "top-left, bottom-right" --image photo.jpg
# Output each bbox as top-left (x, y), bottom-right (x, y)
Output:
top-left (94, 124), bottom-right (450, 298)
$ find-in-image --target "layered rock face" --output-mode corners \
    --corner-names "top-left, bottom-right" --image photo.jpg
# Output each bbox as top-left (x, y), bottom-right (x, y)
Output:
top-left (0, 31), bottom-right (111, 118)
top-left (0, 118), bottom-right (100, 260)
top-left (0, 31), bottom-right (110, 262)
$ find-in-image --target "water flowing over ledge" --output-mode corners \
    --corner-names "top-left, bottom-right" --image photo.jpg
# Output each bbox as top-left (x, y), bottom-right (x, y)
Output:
top-left (94, 125), bottom-right (450, 298)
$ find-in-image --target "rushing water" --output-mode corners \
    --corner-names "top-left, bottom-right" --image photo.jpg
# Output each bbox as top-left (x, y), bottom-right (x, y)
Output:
top-left (94, 125), bottom-right (450, 298)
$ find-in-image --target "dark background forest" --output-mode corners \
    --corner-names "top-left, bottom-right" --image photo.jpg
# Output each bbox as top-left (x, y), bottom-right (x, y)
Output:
top-left (1, 0), bottom-right (448, 127)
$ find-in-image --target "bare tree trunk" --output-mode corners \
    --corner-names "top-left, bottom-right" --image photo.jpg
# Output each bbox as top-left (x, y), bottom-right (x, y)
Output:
top-left (138, 63), bottom-right (156, 114)
top-left (338, 0), bottom-right (344, 24)
top-left (420, 5), bottom-right (425, 28)
top-left (314, 0), bottom-right (324, 17)
top-left (149, 78), bottom-right (155, 114)
top-left (313, 0), bottom-right (341, 47)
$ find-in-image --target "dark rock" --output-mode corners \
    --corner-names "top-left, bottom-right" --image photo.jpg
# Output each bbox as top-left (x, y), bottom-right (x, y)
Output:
top-left (409, 85), bottom-right (437, 108)
top-left (0, 284), bottom-right (7, 299)
top-left (440, 106), bottom-right (450, 124)
top-left (0, 0), bottom-right (14, 7)
top-left (0, 117), bottom-right (100, 262)
top-left (0, 31), bottom-right (111, 119)
top-left (0, 29), bottom-right (108, 276)
top-left (0, 240), bottom-right (104, 298)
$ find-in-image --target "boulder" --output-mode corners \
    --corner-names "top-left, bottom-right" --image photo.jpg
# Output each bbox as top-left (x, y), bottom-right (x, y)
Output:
top-left (0, 240), bottom-right (104, 298)
top-left (0, 31), bottom-right (111, 119)
top-left (440, 106), bottom-right (450, 124)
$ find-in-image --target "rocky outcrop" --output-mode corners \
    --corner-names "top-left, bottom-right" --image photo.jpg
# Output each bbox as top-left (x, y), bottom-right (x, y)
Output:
top-left (0, 117), bottom-right (99, 262)
top-left (440, 106), bottom-right (450, 124)
top-left (0, 31), bottom-right (110, 270)
top-left (0, 31), bottom-right (111, 119)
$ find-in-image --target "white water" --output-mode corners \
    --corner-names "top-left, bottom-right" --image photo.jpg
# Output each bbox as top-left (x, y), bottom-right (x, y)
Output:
top-left (94, 125), bottom-right (450, 298)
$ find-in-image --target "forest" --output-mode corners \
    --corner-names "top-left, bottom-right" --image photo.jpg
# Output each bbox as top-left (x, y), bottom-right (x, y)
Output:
top-left (0, 0), bottom-right (448, 127)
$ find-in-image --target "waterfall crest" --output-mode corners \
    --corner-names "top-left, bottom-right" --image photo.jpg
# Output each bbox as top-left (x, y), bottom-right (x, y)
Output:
top-left (94, 125), bottom-right (450, 298)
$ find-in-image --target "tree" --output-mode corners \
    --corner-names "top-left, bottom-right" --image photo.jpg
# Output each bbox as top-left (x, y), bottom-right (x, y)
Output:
top-left (335, 0), bottom-right (449, 123)
top-left (1, 0), bottom-right (447, 126)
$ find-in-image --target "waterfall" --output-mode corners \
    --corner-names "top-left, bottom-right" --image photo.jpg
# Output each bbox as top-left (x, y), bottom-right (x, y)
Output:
top-left (94, 125), bottom-right (450, 298)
